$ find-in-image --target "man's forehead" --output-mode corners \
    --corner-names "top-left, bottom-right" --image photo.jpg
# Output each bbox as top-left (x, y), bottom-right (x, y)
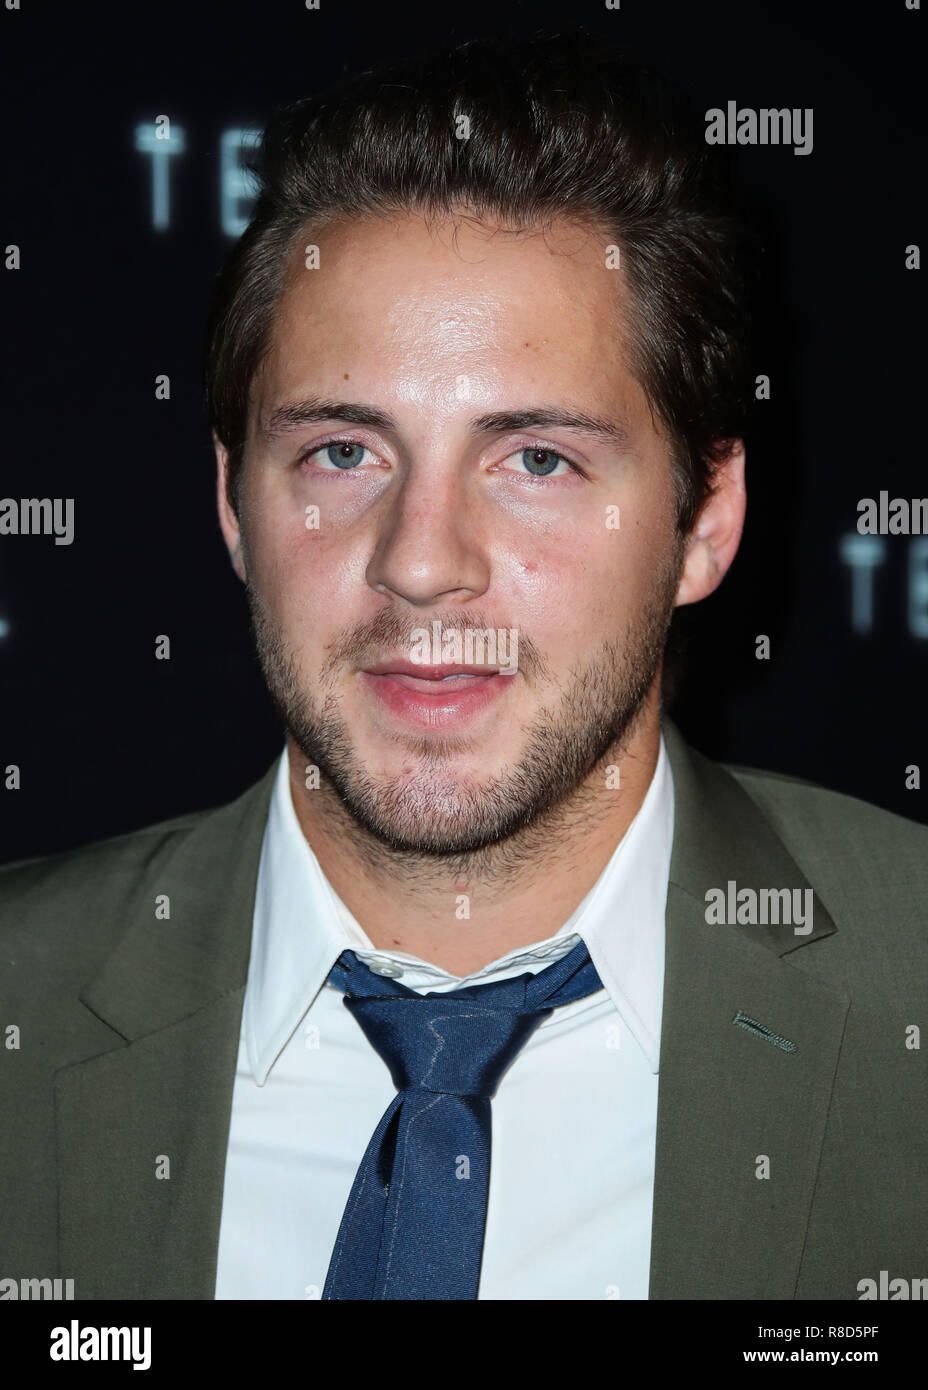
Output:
top-left (272, 210), bottom-right (621, 324)
top-left (250, 210), bottom-right (637, 434)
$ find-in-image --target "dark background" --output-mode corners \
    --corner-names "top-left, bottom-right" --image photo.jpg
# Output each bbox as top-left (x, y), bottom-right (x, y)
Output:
top-left (1, 0), bottom-right (924, 861)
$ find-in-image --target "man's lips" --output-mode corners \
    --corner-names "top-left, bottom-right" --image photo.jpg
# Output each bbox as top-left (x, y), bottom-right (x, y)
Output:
top-left (358, 660), bottom-right (516, 726)
top-left (362, 660), bottom-right (509, 690)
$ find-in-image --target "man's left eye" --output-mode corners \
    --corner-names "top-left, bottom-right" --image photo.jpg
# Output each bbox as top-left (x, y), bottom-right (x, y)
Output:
top-left (313, 442), bottom-right (370, 470)
top-left (504, 448), bottom-right (572, 478)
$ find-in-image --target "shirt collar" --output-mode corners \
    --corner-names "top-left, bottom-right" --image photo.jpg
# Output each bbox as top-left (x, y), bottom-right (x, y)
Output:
top-left (244, 734), bottom-right (673, 1084)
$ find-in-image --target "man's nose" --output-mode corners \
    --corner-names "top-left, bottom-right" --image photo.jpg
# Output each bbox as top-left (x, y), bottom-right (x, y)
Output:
top-left (365, 468), bottom-right (491, 607)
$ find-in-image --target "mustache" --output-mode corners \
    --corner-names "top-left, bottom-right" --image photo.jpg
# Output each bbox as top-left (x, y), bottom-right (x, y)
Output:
top-left (320, 607), bottom-right (548, 681)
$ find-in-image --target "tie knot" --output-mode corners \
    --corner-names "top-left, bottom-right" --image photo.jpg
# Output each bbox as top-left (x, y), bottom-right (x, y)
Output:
top-left (344, 993), bottom-right (551, 1098)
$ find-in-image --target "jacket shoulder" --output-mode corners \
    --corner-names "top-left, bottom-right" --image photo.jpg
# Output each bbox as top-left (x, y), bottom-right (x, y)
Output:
top-left (720, 756), bottom-right (928, 951)
top-left (0, 804), bottom-right (210, 900)
top-left (723, 756), bottom-right (928, 857)
top-left (0, 763), bottom-right (276, 969)
top-left (0, 805), bottom-right (215, 976)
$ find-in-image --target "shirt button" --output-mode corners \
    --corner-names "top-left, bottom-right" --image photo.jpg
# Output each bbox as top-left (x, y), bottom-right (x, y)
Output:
top-left (367, 958), bottom-right (404, 978)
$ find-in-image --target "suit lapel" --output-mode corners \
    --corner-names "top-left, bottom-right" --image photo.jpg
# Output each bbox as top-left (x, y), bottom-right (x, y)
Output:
top-left (649, 721), bottom-right (850, 1298)
top-left (55, 761), bottom-right (278, 1298)
top-left (54, 723), bottom-right (850, 1299)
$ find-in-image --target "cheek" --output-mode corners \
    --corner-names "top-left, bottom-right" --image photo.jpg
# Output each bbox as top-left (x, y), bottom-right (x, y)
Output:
top-left (243, 530), bottom-right (361, 675)
top-left (490, 540), bottom-right (598, 666)
top-left (494, 516), bottom-right (676, 670)
top-left (247, 482), bottom-right (361, 590)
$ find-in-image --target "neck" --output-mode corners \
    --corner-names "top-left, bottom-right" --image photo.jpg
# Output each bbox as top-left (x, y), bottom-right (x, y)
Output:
top-left (287, 694), bottom-right (663, 976)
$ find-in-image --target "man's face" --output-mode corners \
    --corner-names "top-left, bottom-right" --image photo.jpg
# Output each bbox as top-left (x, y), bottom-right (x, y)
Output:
top-left (222, 212), bottom-right (688, 855)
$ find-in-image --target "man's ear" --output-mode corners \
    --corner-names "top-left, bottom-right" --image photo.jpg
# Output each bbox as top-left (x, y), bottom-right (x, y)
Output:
top-left (674, 441), bottom-right (746, 608)
top-left (215, 431), bottom-right (248, 583)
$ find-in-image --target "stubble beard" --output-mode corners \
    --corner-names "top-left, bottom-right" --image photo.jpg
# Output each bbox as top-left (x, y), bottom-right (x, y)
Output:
top-left (245, 540), bottom-right (684, 868)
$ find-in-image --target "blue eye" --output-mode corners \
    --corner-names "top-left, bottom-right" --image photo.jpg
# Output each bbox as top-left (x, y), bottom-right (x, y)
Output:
top-left (301, 440), bottom-right (576, 479)
top-left (519, 448), bottom-right (568, 477)
top-left (320, 442), bottom-right (367, 469)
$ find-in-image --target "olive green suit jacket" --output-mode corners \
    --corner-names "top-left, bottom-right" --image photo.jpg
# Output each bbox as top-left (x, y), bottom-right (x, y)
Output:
top-left (1, 718), bottom-right (926, 1299)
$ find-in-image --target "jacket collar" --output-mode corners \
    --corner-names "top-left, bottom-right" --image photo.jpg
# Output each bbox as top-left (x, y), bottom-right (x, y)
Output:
top-left (59, 718), bottom-right (848, 1298)
top-left (78, 761), bottom-right (278, 1041)
top-left (79, 719), bottom-right (835, 1045)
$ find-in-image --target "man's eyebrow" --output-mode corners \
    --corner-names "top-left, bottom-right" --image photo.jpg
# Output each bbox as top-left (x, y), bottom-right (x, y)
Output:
top-left (468, 407), bottom-right (632, 446)
top-left (259, 397), bottom-right (632, 447)
top-left (260, 398), bottom-right (394, 442)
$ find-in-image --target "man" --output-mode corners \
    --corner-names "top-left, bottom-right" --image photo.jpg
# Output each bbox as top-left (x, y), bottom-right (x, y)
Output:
top-left (1, 30), bottom-right (926, 1302)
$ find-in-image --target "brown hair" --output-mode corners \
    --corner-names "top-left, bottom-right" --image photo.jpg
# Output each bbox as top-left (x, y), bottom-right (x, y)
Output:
top-left (204, 27), bottom-right (755, 535)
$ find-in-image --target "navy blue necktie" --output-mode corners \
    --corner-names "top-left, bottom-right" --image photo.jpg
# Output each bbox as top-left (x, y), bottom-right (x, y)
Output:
top-left (322, 938), bottom-right (604, 1300)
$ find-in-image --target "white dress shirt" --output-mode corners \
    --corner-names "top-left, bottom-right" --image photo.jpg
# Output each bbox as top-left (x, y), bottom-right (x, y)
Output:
top-left (214, 735), bottom-right (674, 1300)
